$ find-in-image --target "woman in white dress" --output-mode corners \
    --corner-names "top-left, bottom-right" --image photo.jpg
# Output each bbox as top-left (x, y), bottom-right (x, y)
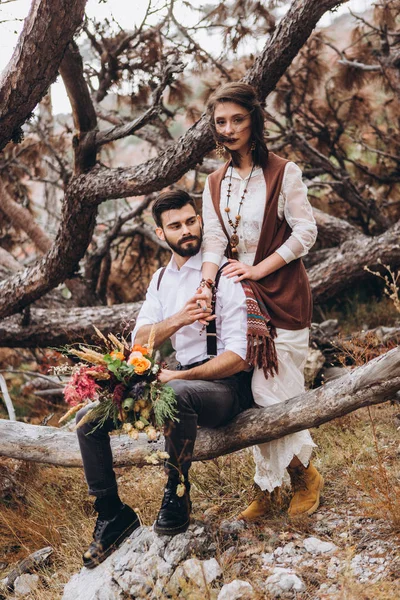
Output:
top-left (199, 82), bottom-right (323, 520)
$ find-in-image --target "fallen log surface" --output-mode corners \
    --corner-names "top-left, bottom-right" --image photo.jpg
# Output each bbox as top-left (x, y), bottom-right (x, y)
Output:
top-left (0, 347), bottom-right (399, 467)
top-left (0, 302), bottom-right (140, 347)
top-left (2, 547), bottom-right (53, 592)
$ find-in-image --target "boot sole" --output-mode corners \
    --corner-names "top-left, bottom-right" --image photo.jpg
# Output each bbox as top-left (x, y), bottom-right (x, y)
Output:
top-left (289, 475), bottom-right (325, 518)
top-left (83, 517), bottom-right (140, 569)
top-left (153, 517), bottom-right (190, 536)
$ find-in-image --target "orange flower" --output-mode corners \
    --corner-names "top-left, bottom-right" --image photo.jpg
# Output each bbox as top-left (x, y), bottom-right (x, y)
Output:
top-left (110, 350), bottom-right (125, 361)
top-left (128, 355), bottom-right (152, 374)
top-left (131, 344), bottom-right (149, 356)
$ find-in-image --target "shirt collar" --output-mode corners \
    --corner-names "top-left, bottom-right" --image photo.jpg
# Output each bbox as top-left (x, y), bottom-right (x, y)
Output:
top-left (166, 251), bottom-right (203, 273)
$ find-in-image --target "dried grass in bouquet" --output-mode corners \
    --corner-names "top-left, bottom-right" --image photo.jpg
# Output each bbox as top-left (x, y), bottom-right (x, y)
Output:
top-left (56, 326), bottom-right (178, 440)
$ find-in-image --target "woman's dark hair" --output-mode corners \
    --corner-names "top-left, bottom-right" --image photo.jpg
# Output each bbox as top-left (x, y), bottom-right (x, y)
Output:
top-left (152, 189), bottom-right (198, 227)
top-left (206, 82), bottom-right (269, 169)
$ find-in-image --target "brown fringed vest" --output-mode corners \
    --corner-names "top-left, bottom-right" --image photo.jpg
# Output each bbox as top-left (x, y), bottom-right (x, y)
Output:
top-left (207, 152), bottom-right (313, 330)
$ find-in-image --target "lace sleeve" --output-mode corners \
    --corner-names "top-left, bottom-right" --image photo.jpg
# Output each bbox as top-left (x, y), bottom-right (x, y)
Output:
top-left (275, 162), bottom-right (317, 263)
top-left (201, 176), bottom-right (228, 266)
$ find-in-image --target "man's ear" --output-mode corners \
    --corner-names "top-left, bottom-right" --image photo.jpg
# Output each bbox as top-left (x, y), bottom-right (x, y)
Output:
top-left (155, 226), bottom-right (165, 241)
top-left (197, 214), bottom-right (203, 227)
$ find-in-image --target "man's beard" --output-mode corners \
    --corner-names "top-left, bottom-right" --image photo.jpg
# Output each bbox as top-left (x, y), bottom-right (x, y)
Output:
top-left (164, 231), bottom-right (203, 257)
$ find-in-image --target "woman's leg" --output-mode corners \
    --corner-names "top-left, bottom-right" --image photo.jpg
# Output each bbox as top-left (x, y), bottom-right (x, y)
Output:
top-left (239, 328), bottom-right (322, 520)
top-left (251, 327), bottom-right (316, 493)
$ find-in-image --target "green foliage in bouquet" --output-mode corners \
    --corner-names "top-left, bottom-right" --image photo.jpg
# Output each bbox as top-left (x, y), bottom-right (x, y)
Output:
top-left (56, 327), bottom-right (178, 440)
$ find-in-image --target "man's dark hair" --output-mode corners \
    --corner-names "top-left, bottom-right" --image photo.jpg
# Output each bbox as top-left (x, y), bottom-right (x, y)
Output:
top-left (152, 189), bottom-right (198, 227)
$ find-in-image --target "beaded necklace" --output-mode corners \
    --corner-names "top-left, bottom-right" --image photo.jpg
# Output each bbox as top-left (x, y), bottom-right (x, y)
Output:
top-left (224, 162), bottom-right (255, 257)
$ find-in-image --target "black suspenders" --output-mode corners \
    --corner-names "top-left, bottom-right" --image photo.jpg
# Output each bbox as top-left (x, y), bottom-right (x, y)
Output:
top-left (156, 263), bottom-right (228, 358)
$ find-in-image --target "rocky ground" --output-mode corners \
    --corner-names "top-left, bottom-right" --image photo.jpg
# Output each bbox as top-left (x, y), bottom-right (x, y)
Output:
top-left (5, 480), bottom-right (397, 600)
top-left (57, 491), bottom-right (399, 600)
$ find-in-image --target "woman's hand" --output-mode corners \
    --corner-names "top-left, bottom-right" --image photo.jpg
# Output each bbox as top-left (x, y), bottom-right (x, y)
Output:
top-left (222, 259), bottom-right (261, 282)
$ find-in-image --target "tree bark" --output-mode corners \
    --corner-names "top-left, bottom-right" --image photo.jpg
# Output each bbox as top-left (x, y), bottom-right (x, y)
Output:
top-left (0, 180), bottom-right (52, 254)
top-left (0, 0), bottom-right (344, 320)
top-left (0, 346), bottom-right (398, 467)
top-left (312, 207), bottom-right (361, 247)
top-left (59, 41), bottom-right (98, 174)
top-left (0, 0), bottom-right (87, 152)
top-left (310, 218), bottom-right (400, 304)
top-left (0, 303), bottom-right (140, 347)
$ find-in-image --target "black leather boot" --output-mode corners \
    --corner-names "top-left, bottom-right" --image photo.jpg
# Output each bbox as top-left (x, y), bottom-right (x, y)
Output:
top-left (83, 504), bottom-right (140, 568)
top-left (154, 477), bottom-right (191, 536)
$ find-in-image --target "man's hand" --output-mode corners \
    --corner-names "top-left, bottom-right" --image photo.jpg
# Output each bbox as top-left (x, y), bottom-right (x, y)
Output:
top-left (194, 284), bottom-right (213, 325)
top-left (158, 369), bottom-right (179, 384)
top-left (176, 291), bottom-right (215, 327)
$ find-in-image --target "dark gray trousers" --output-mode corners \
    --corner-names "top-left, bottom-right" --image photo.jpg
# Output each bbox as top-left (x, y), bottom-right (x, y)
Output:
top-left (76, 371), bottom-right (252, 498)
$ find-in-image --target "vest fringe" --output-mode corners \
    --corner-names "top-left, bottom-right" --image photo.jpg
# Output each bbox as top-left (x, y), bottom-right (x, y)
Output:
top-left (246, 326), bottom-right (279, 379)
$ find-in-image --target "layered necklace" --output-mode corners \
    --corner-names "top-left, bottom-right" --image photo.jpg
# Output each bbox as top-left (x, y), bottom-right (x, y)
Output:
top-left (224, 162), bottom-right (255, 257)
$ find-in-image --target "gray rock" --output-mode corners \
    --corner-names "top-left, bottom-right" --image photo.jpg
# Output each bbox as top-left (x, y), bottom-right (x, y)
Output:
top-left (62, 566), bottom-right (123, 600)
top-left (62, 524), bottom-right (214, 600)
top-left (181, 557), bottom-right (222, 587)
top-left (303, 536), bottom-right (337, 555)
top-left (265, 567), bottom-right (306, 597)
top-left (14, 574), bottom-right (39, 597)
top-left (217, 579), bottom-right (255, 600)
top-left (219, 519), bottom-right (246, 535)
top-left (304, 348), bottom-right (325, 386)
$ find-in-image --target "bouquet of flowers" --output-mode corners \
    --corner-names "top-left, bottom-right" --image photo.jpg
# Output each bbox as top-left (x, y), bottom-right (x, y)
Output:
top-left (57, 327), bottom-right (177, 440)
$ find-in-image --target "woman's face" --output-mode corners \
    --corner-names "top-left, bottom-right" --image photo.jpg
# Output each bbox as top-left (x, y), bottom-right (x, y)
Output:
top-left (214, 101), bottom-right (252, 155)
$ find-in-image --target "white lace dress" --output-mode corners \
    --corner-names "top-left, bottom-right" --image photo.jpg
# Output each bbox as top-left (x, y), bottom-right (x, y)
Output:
top-left (202, 161), bottom-right (318, 492)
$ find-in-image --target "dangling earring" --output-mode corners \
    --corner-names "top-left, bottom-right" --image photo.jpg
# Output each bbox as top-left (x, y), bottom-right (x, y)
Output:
top-left (216, 142), bottom-right (225, 159)
top-left (250, 140), bottom-right (256, 152)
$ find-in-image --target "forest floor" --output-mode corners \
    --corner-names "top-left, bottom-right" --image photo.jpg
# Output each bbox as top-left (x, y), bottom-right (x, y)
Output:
top-left (0, 402), bottom-right (399, 599)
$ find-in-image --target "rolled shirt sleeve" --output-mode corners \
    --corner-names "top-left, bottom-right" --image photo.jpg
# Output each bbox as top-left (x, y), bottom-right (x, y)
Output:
top-left (131, 269), bottom-right (163, 344)
top-left (275, 162), bottom-right (318, 264)
top-left (216, 273), bottom-right (248, 361)
top-left (201, 177), bottom-right (228, 266)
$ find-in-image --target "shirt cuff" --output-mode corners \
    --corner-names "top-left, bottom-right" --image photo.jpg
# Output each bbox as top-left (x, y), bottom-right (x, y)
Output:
top-left (275, 244), bottom-right (297, 264)
top-left (202, 251), bottom-right (223, 266)
top-left (224, 344), bottom-right (248, 361)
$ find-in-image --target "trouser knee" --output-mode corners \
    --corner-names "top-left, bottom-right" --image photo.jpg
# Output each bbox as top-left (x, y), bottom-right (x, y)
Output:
top-left (166, 380), bottom-right (197, 416)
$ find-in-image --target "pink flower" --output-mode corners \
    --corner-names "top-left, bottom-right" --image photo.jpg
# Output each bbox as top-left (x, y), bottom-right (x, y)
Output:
top-left (63, 384), bottom-right (82, 406)
top-left (64, 368), bottom-right (100, 406)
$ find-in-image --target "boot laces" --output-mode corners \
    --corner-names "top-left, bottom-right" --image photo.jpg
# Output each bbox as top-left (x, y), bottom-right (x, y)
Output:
top-left (93, 517), bottom-right (108, 539)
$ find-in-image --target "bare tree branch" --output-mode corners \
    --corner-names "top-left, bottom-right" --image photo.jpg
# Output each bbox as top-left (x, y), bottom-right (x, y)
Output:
top-left (0, 0), bottom-right (346, 319)
top-left (59, 40), bottom-right (98, 174)
top-left (0, 179), bottom-right (52, 254)
top-left (0, 374), bottom-right (16, 421)
top-left (0, 247), bottom-right (20, 272)
top-left (0, 0), bottom-right (87, 152)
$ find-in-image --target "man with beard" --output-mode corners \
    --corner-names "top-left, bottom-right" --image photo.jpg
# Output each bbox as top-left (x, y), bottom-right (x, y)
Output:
top-left (77, 189), bottom-right (252, 568)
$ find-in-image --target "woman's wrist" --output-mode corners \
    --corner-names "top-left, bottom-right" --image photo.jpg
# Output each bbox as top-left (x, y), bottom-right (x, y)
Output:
top-left (251, 264), bottom-right (265, 280)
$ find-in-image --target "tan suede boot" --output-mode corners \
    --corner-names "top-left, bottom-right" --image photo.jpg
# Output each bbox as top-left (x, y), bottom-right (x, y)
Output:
top-left (238, 485), bottom-right (281, 522)
top-left (287, 462), bottom-right (324, 517)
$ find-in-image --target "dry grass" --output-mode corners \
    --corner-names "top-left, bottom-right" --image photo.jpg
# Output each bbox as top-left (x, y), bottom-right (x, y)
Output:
top-left (2, 402), bottom-right (399, 599)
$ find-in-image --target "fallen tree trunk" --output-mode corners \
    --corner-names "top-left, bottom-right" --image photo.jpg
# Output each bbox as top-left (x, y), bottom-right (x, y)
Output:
top-left (0, 302), bottom-right (140, 347)
top-left (310, 218), bottom-right (400, 304)
top-left (0, 347), bottom-right (398, 467)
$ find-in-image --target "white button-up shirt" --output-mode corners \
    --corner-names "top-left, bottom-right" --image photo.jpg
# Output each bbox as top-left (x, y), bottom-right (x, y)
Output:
top-left (202, 162), bottom-right (317, 267)
top-left (132, 252), bottom-right (248, 366)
